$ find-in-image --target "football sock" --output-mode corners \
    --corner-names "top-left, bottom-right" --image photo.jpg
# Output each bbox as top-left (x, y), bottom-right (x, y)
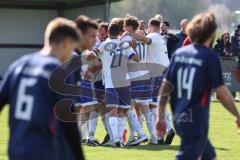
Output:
top-left (89, 111), bottom-right (98, 141)
top-left (109, 117), bottom-right (119, 142)
top-left (126, 110), bottom-right (145, 137)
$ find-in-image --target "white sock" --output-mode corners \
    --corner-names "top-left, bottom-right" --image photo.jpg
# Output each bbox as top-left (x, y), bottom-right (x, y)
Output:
top-left (128, 119), bottom-right (135, 139)
top-left (89, 111), bottom-right (98, 141)
top-left (118, 117), bottom-right (126, 143)
top-left (150, 108), bottom-right (157, 123)
top-left (139, 116), bottom-right (143, 127)
top-left (144, 111), bottom-right (156, 138)
top-left (109, 117), bottom-right (119, 142)
top-left (105, 113), bottom-right (113, 141)
top-left (165, 110), bottom-right (173, 132)
top-left (78, 121), bottom-right (89, 140)
top-left (126, 110), bottom-right (145, 137)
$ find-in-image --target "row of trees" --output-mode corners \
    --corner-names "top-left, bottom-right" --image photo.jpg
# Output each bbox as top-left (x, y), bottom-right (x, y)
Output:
top-left (110, 0), bottom-right (240, 30)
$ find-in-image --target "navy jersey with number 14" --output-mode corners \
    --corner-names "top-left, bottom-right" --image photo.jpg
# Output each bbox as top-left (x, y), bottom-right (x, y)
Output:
top-left (166, 44), bottom-right (224, 136)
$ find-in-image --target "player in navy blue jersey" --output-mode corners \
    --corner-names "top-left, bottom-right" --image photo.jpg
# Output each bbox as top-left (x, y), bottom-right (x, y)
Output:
top-left (0, 18), bottom-right (84, 160)
top-left (157, 12), bottom-right (240, 160)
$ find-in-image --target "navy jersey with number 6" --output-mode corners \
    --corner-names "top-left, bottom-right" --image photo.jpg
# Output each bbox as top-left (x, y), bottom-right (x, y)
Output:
top-left (166, 44), bottom-right (224, 136)
top-left (0, 53), bottom-right (62, 160)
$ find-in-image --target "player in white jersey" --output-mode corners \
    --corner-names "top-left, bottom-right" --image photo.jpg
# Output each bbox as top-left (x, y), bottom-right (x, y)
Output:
top-left (124, 18), bottom-right (175, 144)
top-left (91, 22), bottom-right (112, 145)
top-left (94, 23), bottom-right (148, 147)
top-left (74, 15), bottom-right (101, 146)
top-left (121, 16), bottom-right (154, 146)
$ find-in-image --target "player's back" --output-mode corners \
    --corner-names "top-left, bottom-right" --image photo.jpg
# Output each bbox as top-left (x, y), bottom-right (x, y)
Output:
top-left (99, 38), bottom-right (134, 88)
top-left (167, 44), bottom-right (223, 135)
top-left (146, 32), bottom-right (169, 77)
top-left (6, 53), bottom-right (61, 160)
top-left (121, 35), bottom-right (150, 81)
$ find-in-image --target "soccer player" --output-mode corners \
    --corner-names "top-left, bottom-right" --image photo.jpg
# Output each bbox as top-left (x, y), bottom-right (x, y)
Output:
top-left (121, 16), bottom-right (152, 146)
top-left (94, 22), bottom-right (148, 147)
top-left (74, 15), bottom-right (100, 146)
top-left (157, 12), bottom-right (240, 160)
top-left (92, 22), bottom-right (111, 145)
top-left (124, 18), bottom-right (170, 144)
top-left (0, 18), bottom-right (83, 160)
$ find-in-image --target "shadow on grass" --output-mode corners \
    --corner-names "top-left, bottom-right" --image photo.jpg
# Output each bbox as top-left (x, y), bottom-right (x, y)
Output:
top-left (99, 145), bottom-right (230, 152)
top-left (101, 144), bottom-right (180, 151)
top-left (215, 147), bottom-right (230, 151)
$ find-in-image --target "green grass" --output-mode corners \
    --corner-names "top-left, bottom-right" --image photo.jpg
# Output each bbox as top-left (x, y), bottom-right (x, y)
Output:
top-left (1, 102), bottom-right (240, 160)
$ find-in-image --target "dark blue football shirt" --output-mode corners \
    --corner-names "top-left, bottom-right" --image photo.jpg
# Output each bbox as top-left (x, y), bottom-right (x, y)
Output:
top-left (0, 53), bottom-right (61, 160)
top-left (166, 44), bottom-right (224, 136)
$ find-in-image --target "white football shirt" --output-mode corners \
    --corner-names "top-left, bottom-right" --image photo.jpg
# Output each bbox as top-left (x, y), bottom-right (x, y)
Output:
top-left (97, 38), bottom-right (136, 88)
top-left (121, 35), bottom-right (150, 81)
top-left (146, 32), bottom-right (170, 77)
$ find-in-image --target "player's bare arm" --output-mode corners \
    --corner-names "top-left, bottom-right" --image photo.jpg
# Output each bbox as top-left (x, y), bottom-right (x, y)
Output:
top-left (128, 32), bottom-right (151, 44)
top-left (156, 81), bottom-right (169, 136)
top-left (215, 85), bottom-right (240, 127)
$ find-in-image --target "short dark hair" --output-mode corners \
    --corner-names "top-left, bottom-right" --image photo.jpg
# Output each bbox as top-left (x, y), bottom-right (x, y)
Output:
top-left (124, 16), bottom-right (139, 31)
top-left (46, 18), bottom-right (79, 45)
top-left (149, 18), bottom-right (161, 28)
top-left (99, 22), bottom-right (109, 31)
top-left (108, 23), bottom-right (121, 36)
top-left (163, 21), bottom-right (170, 27)
top-left (186, 12), bottom-right (217, 44)
top-left (75, 15), bottom-right (98, 33)
top-left (111, 18), bottom-right (124, 32)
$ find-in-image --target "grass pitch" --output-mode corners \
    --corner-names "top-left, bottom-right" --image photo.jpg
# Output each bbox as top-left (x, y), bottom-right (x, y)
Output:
top-left (0, 102), bottom-right (240, 160)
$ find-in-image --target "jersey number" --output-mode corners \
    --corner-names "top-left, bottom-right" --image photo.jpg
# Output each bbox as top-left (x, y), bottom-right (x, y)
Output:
top-left (15, 78), bottom-right (37, 121)
top-left (110, 49), bottom-right (123, 68)
top-left (177, 67), bottom-right (196, 100)
top-left (137, 43), bottom-right (146, 60)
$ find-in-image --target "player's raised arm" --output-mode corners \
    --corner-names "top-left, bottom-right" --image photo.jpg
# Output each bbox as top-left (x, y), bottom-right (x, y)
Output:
top-left (127, 32), bottom-right (151, 44)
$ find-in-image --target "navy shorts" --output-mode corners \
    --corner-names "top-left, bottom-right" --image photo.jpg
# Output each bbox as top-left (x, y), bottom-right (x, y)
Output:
top-left (150, 75), bottom-right (165, 104)
top-left (105, 86), bottom-right (131, 108)
top-left (76, 79), bottom-right (98, 107)
top-left (130, 79), bottom-right (152, 105)
top-left (93, 80), bottom-right (105, 103)
top-left (176, 135), bottom-right (216, 160)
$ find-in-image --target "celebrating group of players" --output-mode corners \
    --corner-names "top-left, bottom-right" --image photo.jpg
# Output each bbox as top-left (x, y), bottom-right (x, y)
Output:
top-left (1, 10), bottom-right (240, 160)
top-left (76, 15), bottom-right (176, 147)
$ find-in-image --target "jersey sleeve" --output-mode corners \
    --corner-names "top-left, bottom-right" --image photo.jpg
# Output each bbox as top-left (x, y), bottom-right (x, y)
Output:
top-left (124, 47), bottom-right (137, 60)
top-left (146, 34), bottom-right (156, 45)
top-left (207, 52), bottom-right (224, 89)
top-left (93, 42), bottom-right (105, 60)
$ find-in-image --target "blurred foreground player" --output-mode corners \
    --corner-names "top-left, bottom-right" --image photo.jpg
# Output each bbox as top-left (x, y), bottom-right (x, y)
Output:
top-left (0, 18), bottom-right (84, 160)
top-left (157, 12), bottom-right (240, 160)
